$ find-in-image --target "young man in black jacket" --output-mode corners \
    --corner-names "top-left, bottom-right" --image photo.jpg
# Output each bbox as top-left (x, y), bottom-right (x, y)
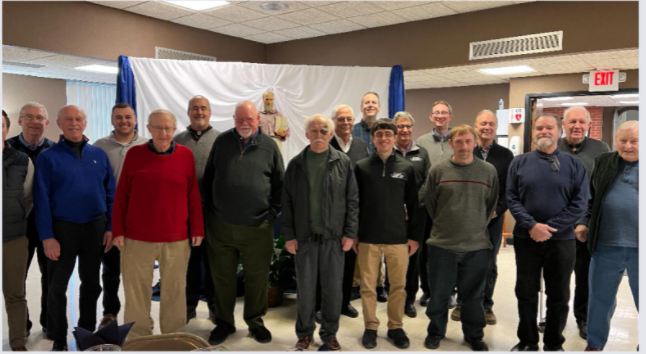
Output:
top-left (354, 118), bottom-right (420, 350)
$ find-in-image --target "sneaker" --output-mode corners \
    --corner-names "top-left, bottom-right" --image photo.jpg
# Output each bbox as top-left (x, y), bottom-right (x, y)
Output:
top-left (485, 309), bottom-right (497, 325)
top-left (451, 305), bottom-right (461, 321)
top-left (294, 335), bottom-right (312, 350)
top-left (404, 302), bottom-right (417, 318)
top-left (209, 324), bottom-right (236, 345)
top-left (52, 341), bottom-right (68, 351)
top-left (465, 337), bottom-right (489, 351)
top-left (420, 293), bottom-right (430, 307)
top-left (325, 335), bottom-right (341, 351)
top-left (99, 314), bottom-right (117, 329)
top-left (250, 326), bottom-right (272, 343)
top-left (11, 347), bottom-right (28, 351)
top-left (362, 329), bottom-right (378, 349)
top-left (387, 328), bottom-right (410, 349)
top-left (341, 304), bottom-right (359, 318)
top-left (424, 334), bottom-right (442, 350)
top-left (376, 287), bottom-right (388, 303)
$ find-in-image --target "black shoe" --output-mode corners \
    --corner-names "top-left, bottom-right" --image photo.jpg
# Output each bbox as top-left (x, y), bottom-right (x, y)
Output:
top-left (424, 334), bottom-right (442, 350)
top-left (187, 310), bottom-right (197, 324)
top-left (362, 329), bottom-right (378, 349)
top-left (465, 337), bottom-right (489, 351)
top-left (420, 293), bottom-right (430, 307)
top-left (387, 328), bottom-right (410, 349)
top-left (543, 345), bottom-right (565, 352)
top-left (341, 304), bottom-right (359, 318)
top-left (350, 286), bottom-right (361, 301)
top-left (315, 310), bottom-right (322, 324)
top-left (208, 324), bottom-right (236, 345)
top-left (448, 294), bottom-right (457, 309)
top-left (52, 341), bottom-right (68, 351)
top-left (578, 321), bottom-right (588, 340)
top-left (250, 326), bottom-right (272, 343)
top-left (404, 302), bottom-right (417, 318)
top-left (376, 287), bottom-right (388, 303)
top-left (510, 342), bottom-right (539, 351)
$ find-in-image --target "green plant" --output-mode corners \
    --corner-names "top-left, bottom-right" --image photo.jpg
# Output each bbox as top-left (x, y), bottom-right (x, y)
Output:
top-left (268, 236), bottom-right (296, 290)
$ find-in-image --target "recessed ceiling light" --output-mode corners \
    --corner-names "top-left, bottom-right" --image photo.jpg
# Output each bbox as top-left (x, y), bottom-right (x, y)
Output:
top-left (612, 94), bottom-right (639, 99)
top-left (75, 65), bottom-right (118, 75)
top-left (478, 65), bottom-right (535, 75)
top-left (560, 102), bottom-right (589, 106)
top-left (619, 101), bottom-right (639, 104)
top-left (542, 97), bottom-right (573, 101)
top-left (259, 2), bottom-right (289, 11)
top-left (163, 1), bottom-right (229, 11)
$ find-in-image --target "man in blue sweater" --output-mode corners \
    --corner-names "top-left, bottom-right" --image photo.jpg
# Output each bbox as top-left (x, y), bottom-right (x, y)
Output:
top-left (507, 114), bottom-right (588, 352)
top-left (33, 105), bottom-right (116, 351)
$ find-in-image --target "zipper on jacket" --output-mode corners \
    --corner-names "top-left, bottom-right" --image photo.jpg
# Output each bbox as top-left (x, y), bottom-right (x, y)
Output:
top-left (382, 161), bottom-right (386, 177)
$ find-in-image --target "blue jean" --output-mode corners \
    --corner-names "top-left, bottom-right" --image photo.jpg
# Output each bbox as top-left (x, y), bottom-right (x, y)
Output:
top-left (587, 245), bottom-right (639, 349)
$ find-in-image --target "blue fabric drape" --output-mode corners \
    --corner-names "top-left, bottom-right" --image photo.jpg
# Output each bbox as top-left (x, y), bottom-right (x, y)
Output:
top-left (388, 65), bottom-right (405, 118)
top-left (116, 55), bottom-right (136, 111)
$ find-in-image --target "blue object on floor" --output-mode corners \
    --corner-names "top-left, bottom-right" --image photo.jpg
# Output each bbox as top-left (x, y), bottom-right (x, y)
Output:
top-left (151, 281), bottom-right (161, 302)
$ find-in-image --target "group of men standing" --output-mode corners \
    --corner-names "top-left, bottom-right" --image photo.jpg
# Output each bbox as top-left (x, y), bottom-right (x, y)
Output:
top-left (2, 90), bottom-right (638, 352)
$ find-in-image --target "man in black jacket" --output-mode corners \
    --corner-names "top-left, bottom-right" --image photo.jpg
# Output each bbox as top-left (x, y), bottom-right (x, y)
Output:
top-left (354, 119), bottom-right (420, 350)
top-left (282, 113), bottom-right (359, 351)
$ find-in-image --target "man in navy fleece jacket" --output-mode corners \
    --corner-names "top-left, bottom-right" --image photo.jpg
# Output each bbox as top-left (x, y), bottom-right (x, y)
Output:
top-left (33, 105), bottom-right (115, 351)
top-left (507, 114), bottom-right (588, 352)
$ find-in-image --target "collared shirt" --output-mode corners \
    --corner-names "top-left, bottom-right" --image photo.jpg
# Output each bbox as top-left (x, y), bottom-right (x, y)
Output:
top-left (432, 128), bottom-right (450, 142)
top-left (233, 128), bottom-right (260, 149)
top-left (18, 133), bottom-right (46, 151)
top-left (394, 140), bottom-right (413, 156)
top-left (147, 140), bottom-right (176, 155)
top-left (334, 134), bottom-right (353, 153)
top-left (352, 120), bottom-right (375, 155)
top-left (477, 142), bottom-right (493, 161)
top-left (186, 125), bottom-right (213, 142)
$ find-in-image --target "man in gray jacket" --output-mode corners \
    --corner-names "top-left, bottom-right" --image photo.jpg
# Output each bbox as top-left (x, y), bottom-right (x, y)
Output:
top-left (282, 114), bottom-right (358, 351)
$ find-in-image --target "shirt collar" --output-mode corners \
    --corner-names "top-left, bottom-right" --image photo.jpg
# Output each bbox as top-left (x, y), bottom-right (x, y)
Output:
top-left (18, 133), bottom-right (46, 150)
top-left (147, 139), bottom-right (175, 155)
top-left (477, 141), bottom-right (493, 152)
top-left (187, 125), bottom-right (212, 140)
top-left (432, 128), bottom-right (451, 141)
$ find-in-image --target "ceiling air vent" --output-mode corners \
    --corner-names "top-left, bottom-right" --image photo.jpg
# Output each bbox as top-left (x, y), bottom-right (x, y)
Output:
top-left (469, 31), bottom-right (563, 61)
top-left (155, 47), bottom-right (217, 61)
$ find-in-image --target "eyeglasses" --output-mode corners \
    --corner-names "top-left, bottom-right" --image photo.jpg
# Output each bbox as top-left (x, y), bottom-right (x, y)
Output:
top-left (150, 125), bottom-right (174, 133)
top-left (21, 114), bottom-right (47, 122)
top-left (396, 124), bottom-right (413, 130)
top-left (336, 117), bottom-right (353, 123)
top-left (432, 111), bottom-right (450, 116)
top-left (374, 132), bottom-right (394, 138)
top-left (234, 117), bottom-right (256, 124)
top-left (547, 155), bottom-right (560, 171)
top-left (308, 129), bottom-right (329, 136)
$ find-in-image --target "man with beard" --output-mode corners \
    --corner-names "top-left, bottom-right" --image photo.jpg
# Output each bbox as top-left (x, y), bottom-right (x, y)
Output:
top-left (174, 96), bottom-right (220, 324)
top-left (258, 90), bottom-right (289, 154)
top-left (507, 114), bottom-right (588, 352)
top-left (93, 103), bottom-right (148, 329)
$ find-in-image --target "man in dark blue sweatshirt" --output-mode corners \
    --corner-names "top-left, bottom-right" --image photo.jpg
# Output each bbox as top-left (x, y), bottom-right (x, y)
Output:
top-left (33, 105), bottom-right (115, 351)
top-left (507, 114), bottom-right (588, 352)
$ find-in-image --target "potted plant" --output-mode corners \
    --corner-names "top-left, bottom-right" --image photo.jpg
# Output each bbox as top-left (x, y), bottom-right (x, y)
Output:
top-left (267, 236), bottom-right (296, 307)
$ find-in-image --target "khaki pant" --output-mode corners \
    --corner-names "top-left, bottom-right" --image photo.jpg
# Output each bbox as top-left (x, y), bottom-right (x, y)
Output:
top-left (3, 237), bottom-right (28, 348)
top-left (121, 238), bottom-right (191, 338)
top-left (358, 243), bottom-right (408, 330)
top-left (353, 256), bottom-right (385, 287)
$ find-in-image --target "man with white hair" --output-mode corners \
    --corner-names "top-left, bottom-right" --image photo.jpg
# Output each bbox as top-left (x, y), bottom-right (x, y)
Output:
top-left (582, 120), bottom-right (638, 351)
top-left (33, 105), bottom-right (116, 351)
top-left (507, 114), bottom-right (588, 352)
top-left (282, 114), bottom-right (358, 351)
top-left (556, 106), bottom-right (610, 339)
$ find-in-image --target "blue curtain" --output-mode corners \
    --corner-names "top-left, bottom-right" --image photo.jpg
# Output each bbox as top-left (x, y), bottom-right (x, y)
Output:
top-left (388, 65), bottom-right (405, 118)
top-left (116, 55), bottom-right (136, 110)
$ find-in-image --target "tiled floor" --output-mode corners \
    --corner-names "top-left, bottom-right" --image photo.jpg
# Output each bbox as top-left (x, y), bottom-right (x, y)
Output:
top-left (3, 244), bottom-right (639, 351)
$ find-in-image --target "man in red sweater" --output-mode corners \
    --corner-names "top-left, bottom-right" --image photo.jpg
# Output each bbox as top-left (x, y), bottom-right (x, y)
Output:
top-left (112, 109), bottom-right (204, 338)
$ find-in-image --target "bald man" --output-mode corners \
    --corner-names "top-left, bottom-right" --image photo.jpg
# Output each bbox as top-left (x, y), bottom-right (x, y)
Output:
top-left (202, 100), bottom-right (284, 346)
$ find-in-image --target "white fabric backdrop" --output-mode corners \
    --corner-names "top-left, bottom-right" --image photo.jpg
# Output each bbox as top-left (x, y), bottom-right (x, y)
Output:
top-left (129, 58), bottom-right (390, 162)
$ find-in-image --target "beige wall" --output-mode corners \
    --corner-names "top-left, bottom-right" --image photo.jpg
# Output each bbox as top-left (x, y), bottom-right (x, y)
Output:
top-left (3, 73), bottom-right (66, 142)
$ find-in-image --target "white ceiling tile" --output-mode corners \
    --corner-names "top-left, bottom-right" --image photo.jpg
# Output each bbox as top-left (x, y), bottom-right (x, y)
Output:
top-left (392, 2), bottom-right (456, 22)
top-left (209, 23), bottom-right (266, 37)
top-left (308, 19), bottom-right (366, 35)
top-left (347, 11), bottom-right (407, 28)
top-left (370, 1), bottom-right (433, 11)
top-left (2, 46), bottom-right (56, 61)
top-left (578, 49), bottom-right (638, 61)
top-left (318, 2), bottom-right (384, 18)
top-left (90, 1), bottom-right (144, 10)
top-left (278, 8), bottom-right (340, 25)
top-left (236, 1), bottom-right (310, 15)
top-left (203, 4), bottom-right (268, 22)
top-left (587, 57), bottom-right (639, 70)
top-left (244, 32), bottom-right (292, 44)
top-left (171, 13), bottom-right (233, 29)
top-left (126, 2), bottom-right (194, 20)
top-left (441, 1), bottom-right (517, 13)
top-left (403, 82), bottom-right (431, 90)
top-left (29, 55), bottom-right (116, 69)
top-left (275, 26), bottom-right (327, 40)
top-left (245, 17), bottom-right (301, 31)
top-left (300, 2), bottom-right (341, 8)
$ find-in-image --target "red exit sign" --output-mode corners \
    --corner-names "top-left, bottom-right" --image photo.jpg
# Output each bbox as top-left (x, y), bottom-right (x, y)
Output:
top-left (588, 70), bottom-right (619, 92)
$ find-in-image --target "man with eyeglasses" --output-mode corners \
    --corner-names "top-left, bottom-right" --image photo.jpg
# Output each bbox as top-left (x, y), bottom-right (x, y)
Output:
top-left (92, 102), bottom-right (148, 330)
top-left (556, 106), bottom-right (609, 340)
top-left (352, 92), bottom-right (381, 156)
top-left (33, 105), bottom-right (116, 351)
top-left (6, 102), bottom-right (56, 337)
top-left (174, 96), bottom-right (220, 325)
top-left (282, 114), bottom-right (358, 351)
top-left (507, 114), bottom-right (588, 352)
top-left (392, 111), bottom-right (430, 319)
top-left (354, 118), bottom-right (420, 350)
top-left (202, 100), bottom-right (284, 346)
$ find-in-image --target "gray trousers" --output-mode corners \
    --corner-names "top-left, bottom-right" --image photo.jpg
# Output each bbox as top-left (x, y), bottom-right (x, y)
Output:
top-left (295, 237), bottom-right (344, 341)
